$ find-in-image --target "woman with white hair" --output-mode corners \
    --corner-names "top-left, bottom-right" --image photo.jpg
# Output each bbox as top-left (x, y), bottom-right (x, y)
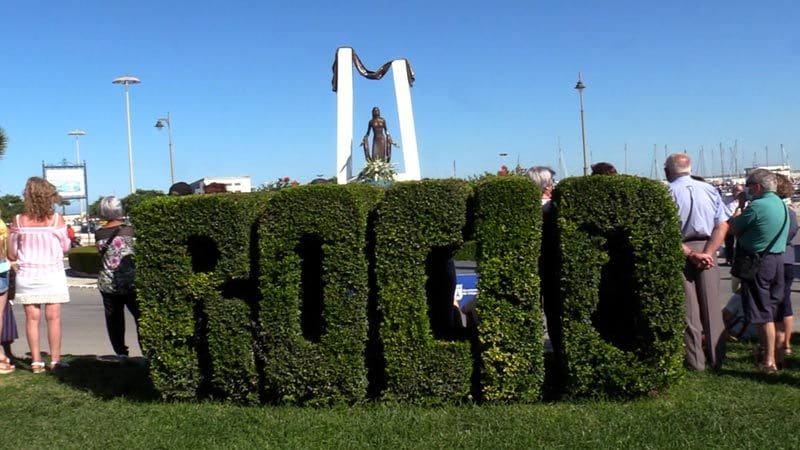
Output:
top-left (527, 166), bottom-right (556, 212)
top-left (95, 196), bottom-right (139, 359)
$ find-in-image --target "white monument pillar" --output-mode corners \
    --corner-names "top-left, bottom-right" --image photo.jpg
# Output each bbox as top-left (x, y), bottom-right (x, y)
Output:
top-left (336, 47), bottom-right (354, 184)
top-left (391, 59), bottom-right (420, 181)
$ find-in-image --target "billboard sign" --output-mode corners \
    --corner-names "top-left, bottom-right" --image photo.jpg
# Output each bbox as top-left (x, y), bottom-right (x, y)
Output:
top-left (44, 166), bottom-right (86, 199)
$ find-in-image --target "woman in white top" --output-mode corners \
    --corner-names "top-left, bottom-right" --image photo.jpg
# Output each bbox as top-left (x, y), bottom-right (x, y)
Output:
top-left (8, 177), bottom-right (71, 373)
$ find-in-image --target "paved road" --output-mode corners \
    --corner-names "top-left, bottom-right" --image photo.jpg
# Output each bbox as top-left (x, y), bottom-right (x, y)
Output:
top-left (8, 286), bottom-right (141, 358)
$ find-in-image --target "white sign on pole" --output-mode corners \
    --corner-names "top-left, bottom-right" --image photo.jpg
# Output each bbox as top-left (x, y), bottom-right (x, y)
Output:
top-left (44, 166), bottom-right (86, 199)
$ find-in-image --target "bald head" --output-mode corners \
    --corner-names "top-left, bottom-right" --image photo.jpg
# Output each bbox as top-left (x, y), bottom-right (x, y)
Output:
top-left (664, 153), bottom-right (692, 181)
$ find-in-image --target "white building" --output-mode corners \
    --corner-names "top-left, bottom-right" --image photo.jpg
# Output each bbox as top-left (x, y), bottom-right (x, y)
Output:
top-left (744, 165), bottom-right (792, 178)
top-left (190, 176), bottom-right (252, 193)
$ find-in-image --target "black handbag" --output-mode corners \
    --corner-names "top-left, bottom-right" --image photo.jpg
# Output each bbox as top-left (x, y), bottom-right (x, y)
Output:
top-left (731, 249), bottom-right (761, 281)
top-left (731, 206), bottom-right (788, 281)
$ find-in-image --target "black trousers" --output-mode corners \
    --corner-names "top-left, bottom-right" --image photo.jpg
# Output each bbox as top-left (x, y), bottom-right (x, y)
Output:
top-left (101, 292), bottom-right (141, 356)
top-left (724, 234), bottom-right (736, 261)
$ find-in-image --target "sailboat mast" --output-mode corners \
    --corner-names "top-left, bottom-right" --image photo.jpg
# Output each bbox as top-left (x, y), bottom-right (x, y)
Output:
top-left (557, 136), bottom-right (568, 178)
top-left (781, 143), bottom-right (788, 167)
top-left (698, 146), bottom-right (705, 178)
top-left (624, 142), bottom-right (628, 174)
top-left (651, 144), bottom-right (658, 179)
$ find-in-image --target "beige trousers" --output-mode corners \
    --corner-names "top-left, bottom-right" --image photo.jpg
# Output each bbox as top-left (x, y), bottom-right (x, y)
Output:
top-left (682, 240), bottom-right (726, 370)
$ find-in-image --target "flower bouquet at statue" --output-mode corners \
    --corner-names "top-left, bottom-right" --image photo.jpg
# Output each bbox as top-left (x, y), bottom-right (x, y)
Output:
top-left (357, 159), bottom-right (397, 185)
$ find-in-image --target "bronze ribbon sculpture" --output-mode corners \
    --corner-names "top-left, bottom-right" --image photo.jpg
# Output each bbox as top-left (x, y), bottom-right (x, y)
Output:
top-left (331, 47), bottom-right (415, 92)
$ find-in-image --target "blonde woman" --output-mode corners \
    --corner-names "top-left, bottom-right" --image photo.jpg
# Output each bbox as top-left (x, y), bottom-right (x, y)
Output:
top-left (8, 177), bottom-right (71, 372)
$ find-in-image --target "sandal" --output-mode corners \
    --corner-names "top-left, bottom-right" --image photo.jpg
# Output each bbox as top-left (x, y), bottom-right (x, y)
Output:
top-left (31, 361), bottom-right (46, 374)
top-left (0, 359), bottom-right (14, 375)
top-left (784, 347), bottom-right (793, 356)
top-left (757, 362), bottom-right (778, 373)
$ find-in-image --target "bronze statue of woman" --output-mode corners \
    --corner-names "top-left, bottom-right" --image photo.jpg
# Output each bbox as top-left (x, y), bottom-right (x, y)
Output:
top-left (362, 107), bottom-right (393, 162)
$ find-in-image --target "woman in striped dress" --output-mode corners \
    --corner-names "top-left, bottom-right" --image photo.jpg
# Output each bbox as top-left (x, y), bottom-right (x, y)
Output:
top-left (8, 177), bottom-right (71, 373)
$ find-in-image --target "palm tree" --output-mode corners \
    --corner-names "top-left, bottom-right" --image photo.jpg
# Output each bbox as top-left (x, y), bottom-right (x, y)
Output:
top-left (0, 127), bottom-right (7, 159)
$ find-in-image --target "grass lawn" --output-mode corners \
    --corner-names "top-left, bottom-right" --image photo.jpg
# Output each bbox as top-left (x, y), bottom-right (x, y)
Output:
top-left (2, 340), bottom-right (800, 449)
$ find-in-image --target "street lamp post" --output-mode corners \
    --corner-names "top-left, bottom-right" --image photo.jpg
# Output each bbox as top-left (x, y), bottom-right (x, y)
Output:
top-left (67, 129), bottom-right (87, 217)
top-left (574, 73), bottom-right (588, 176)
top-left (67, 129), bottom-right (86, 163)
top-left (112, 75), bottom-right (141, 194)
top-left (155, 112), bottom-right (175, 186)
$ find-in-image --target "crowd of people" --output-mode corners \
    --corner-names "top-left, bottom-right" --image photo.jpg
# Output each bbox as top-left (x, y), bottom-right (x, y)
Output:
top-left (666, 154), bottom-right (796, 372)
top-left (0, 177), bottom-right (138, 374)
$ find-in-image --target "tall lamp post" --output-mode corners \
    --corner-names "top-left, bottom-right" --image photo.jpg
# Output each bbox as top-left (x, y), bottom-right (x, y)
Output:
top-left (574, 73), bottom-right (588, 175)
top-left (112, 75), bottom-right (141, 194)
top-left (155, 112), bottom-right (175, 186)
top-left (67, 129), bottom-right (87, 217)
top-left (67, 129), bottom-right (86, 163)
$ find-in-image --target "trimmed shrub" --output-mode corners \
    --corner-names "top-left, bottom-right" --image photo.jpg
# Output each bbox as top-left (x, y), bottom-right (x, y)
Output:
top-left (257, 184), bottom-right (378, 405)
top-left (374, 180), bottom-right (473, 403)
top-left (542, 175), bottom-right (685, 398)
top-left (474, 177), bottom-right (544, 402)
top-left (453, 240), bottom-right (477, 261)
top-left (68, 246), bottom-right (101, 274)
top-left (133, 193), bottom-right (270, 402)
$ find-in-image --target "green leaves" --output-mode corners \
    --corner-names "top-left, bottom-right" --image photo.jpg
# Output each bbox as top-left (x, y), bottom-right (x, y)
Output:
top-left (544, 175), bottom-right (685, 398)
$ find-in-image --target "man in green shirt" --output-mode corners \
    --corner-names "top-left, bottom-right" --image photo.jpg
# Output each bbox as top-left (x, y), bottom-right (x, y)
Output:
top-left (729, 169), bottom-right (789, 371)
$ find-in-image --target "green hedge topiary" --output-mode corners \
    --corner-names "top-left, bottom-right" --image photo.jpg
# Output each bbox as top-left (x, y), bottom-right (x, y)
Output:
top-left (453, 240), bottom-right (477, 261)
top-left (133, 193), bottom-right (270, 402)
top-left (474, 177), bottom-right (544, 402)
top-left (256, 184), bottom-right (378, 405)
top-left (68, 246), bottom-right (101, 274)
top-left (374, 180), bottom-right (473, 403)
top-left (542, 175), bottom-right (685, 398)
top-left (132, 177), bottom-right (687, 403)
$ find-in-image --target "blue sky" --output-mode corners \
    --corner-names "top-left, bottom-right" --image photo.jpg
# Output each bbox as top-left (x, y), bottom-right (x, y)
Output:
top-left (1, 0), bottom-right (798, 200)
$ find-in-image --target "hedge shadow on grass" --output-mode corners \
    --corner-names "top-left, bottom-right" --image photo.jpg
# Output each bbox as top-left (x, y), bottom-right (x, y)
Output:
top-left (50, 356), bottom-right (159, 402)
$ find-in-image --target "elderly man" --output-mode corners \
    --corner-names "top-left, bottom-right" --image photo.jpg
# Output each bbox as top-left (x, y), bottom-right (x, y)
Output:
top-left (665, 153), bottom-right (730, 370)
top-left (729, 169), bottom-right (789, 371)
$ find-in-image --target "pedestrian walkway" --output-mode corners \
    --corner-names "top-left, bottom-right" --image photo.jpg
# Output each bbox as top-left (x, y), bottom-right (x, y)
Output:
top-left (8, 285), bottom-right (141, 358)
